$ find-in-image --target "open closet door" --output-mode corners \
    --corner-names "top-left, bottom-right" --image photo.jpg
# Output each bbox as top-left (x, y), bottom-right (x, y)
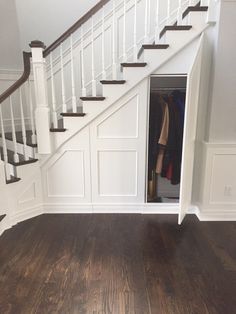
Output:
top-left (179, 34), bottom-right (205, 224)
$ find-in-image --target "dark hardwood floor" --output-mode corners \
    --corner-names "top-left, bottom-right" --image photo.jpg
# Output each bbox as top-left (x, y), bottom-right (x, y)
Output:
top-left (0, 214), bottom-right (235, 314)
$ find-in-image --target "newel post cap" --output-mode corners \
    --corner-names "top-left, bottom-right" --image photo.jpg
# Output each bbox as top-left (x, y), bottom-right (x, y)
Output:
top-left (29, 40), bottom-right (46, 49)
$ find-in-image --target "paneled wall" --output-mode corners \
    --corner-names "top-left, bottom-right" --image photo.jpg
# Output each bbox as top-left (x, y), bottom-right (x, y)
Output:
top-left (43, 79), bottom-right (148, 212)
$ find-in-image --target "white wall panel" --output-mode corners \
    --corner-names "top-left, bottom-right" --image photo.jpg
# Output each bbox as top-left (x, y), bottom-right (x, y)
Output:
top-left (98, 150), bottom-right (137, 196)
top-left (47, 150), bottom-right (85, 197)
top-left (97, 94), bottom-right (139, 138)
top-left (42, 127), bottom-right (91, 205)
top-left (90, 79), bottom-right (148, 204)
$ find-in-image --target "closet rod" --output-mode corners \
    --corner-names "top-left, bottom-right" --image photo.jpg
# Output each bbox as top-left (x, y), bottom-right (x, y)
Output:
top-left (151, 87), bottom-right (186, 91)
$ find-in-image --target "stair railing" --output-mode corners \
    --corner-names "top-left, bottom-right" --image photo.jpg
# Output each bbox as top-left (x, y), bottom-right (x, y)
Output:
top-left (0, 52), bottom-right (36, 182)
top-left (35, 0), bottom-right (205, 128)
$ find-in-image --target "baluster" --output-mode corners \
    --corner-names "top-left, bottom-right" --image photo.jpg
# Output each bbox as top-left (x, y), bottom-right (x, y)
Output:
top-left (155, 0), bottom-right (160, 43)
top-left (112, 0), bottom-right (117, 80)
top-left (123, 0), bottom-right (127, 61)
top-left (70, 34), bottom-right (77, 112)
top-left (81, 26), bottom-right (86, 97)
top-left (50, 53), bottom-right (58, 128)
top-left (177, 0), bottom-right (182, 25)
top-left (60, 44), bottom-right (67, 112)
top-left (0, 104), bottom-right (11, 180)
top-left (133, 0), bottom-right (138, 61)
top-left (101, 7), bottom-right (106, 80)
top-left (144, 0), bottom-right (149, 42)
top-left (91, 16), bottom-right (97, 97)
top-left (28, 80), bottom-right (37, 144)
top-left (167, 0), bottom-right (171, 24)
top-left (9, 96), bottom-right (19, 163)
top-left (19, 87), bottom-right (29, 160)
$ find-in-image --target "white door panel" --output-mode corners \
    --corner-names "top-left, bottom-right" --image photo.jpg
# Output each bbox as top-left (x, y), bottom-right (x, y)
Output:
top-left (179, 34), bottom-right (205, 224)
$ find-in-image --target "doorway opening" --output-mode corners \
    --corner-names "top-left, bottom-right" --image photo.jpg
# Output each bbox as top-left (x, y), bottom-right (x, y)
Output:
top-left (147, 75), bottom-right (187, 203)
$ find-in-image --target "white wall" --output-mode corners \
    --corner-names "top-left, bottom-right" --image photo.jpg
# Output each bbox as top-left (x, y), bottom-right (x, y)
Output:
top-left (15, 0), bottom-right (99, 50)
top-left (0, 0), bottom-right (22, 70)
top-left (208, 0), bottom-right (236, 142)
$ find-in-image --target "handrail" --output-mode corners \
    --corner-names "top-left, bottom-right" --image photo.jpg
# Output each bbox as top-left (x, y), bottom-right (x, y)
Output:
top-left (0, 52), bottom-right (31, 104)
top-left (43, 0), bottom-right (110, 57)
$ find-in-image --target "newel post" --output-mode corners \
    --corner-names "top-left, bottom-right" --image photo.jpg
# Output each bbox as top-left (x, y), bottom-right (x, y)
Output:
top-left (30, 40), bottom-right (51, 154)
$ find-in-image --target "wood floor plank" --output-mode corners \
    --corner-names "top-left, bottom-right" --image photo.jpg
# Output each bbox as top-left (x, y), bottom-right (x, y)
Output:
top-left (0, 214), bottom-right (235, 313)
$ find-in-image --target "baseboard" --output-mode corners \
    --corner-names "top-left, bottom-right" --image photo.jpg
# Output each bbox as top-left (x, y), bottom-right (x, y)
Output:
top-left (11, 204), bottom-right (44, 226)
top-left (196, 210), bottom-right (236, 221)
top-left (44, 203), bottom-right (180, 214)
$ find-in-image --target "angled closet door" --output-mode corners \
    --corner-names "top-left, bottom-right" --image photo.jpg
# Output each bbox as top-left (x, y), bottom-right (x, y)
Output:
top-left (179, 34), bottom-right (205, 224)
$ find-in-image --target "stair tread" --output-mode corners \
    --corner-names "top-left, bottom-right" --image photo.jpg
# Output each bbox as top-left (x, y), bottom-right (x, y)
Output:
top-left (50, 128), bottom-right (67, 132)
top-left (182, 6), bottom-right (208, 19)
top-left (160, 25), bottom-right (192, 39)
top-left (60, 112), bottom-right (86, 117)
top-left (0, 147), bottom-right (38, 166)
top-left (142, 44), bottom-right (169, 49)
top-left (80, 97), bottom-right (105, 101)
top-left (6, 176), bottom-right (21, 185)
top-left (1, 131), bottom-right (37, 148)
top-left (0, 214), bottom-right (6, 222)
top-left (100, 80), bottom-right (126, 84)
top-left (121, 62), bottom-right (147, 67)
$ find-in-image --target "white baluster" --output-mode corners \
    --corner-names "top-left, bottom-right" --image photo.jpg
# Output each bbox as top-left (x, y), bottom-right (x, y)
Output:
top-left (0, 104), bottom-right (11, 181)
top-left (70, 34), bottom-right (77, 112)
top-left (144, 0), bottom-right (149, 42)
top-left (112, 0), bottom-right (117, 80)
top-left (9, 96), bottom-right (19, 163)
top-left (155, 0), bottom-right (160, 43)
top-left (91, 16), bottom-right (97, 97)
top-left (81, 26), bottom-right (86, 97)
top-left (177, 0), bottom-right (182, 25)
top-left (60, 44), bottom-right (67, 112)
top-left (19, 87), bottom-right (29, 160)
top-left (123, 0), bottom-right (127, 61)
top-left (133, 0), bottom-right (138, 61)
top-left (28, 80), bottom-right (37, 144)
top-left (50, 53), bottom-right (58, 128)
top-left (167, 0), bottom-right (171, 24)
top-left (101, 7), bottom-right (106, 80)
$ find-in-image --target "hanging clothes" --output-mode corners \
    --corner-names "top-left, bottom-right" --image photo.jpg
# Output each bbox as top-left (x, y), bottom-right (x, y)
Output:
top-left (148, 89), bottom-right (185, 186)
top-left (148, 93), bottom-right (166, 180)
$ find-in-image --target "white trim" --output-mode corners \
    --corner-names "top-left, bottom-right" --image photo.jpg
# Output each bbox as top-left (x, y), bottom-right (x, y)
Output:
top-left (44, 203), bottom-right (179, 214)
top-left (10, 204), bottom-right (44, 226)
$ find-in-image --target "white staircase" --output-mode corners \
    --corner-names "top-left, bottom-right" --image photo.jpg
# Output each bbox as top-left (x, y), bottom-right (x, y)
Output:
top-left (0, 0), bottom-right (218, 232)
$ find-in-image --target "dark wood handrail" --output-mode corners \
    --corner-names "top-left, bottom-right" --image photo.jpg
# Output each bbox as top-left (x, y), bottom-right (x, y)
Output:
top-left (43, 0), bottom-right (110, 57)
top-left (0, 52), bottom-right (31, 104)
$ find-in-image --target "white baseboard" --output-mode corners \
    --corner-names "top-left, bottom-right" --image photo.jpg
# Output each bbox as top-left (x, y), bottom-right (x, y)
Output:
top-left (44, 203), bottom-right (180, 214)
top-left (196, 210), bottom-right (236, 221)
top-left (11, 204), bottom-right (44, 226)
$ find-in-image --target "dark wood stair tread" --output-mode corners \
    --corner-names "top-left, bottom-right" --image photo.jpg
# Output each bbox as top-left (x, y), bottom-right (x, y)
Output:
top-left (100, 80), bottom-right (126, 84)
top-left (0, 214), bottom-right (6, 222)
top-left (80, 97), bottom-right (105, 101)
top-left (182, 6), bottom-right (208, 19)
top-left (50, 128), bottom-right (67, 132)
top-left (142, 44), bottom-right (169, 49)
top-left (60, 112), bottom-right (86, 117)
top-left (1, 131), bottom-right (37, 148)
top-left (160, 25), bottom-right (192, 39)
top-left (0, 147), bottom-right (38, 167)
top-left (6, 176), bottom-right (21, 184)
top-left (121, 62), bottom-right (147, 67)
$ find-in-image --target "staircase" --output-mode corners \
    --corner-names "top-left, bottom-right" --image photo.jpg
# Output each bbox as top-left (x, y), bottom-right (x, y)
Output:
top-left (0, 0), bottom-right (218, 231)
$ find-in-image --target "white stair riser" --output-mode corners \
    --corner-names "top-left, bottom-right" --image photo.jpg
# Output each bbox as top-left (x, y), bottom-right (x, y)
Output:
top-left (102, 85), bottom-right (127, 99)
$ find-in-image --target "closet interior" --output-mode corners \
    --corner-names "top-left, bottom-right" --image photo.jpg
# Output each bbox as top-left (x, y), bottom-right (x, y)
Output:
top-left (147, 75), bottom-right (187, 203)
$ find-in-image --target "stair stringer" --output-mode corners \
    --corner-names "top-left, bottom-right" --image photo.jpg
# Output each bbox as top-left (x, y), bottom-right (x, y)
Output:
top-left (46, 22), bottom-right (212, 167)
